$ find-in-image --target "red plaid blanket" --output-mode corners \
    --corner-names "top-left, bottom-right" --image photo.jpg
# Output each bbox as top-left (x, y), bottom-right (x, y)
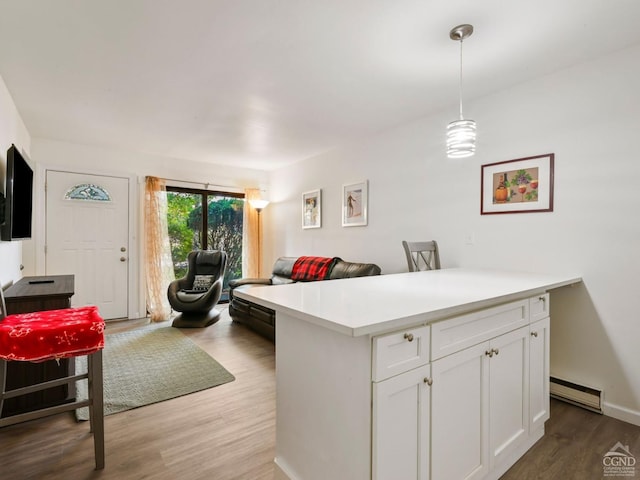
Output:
top-left (291, 256), bottom-right (339, 281)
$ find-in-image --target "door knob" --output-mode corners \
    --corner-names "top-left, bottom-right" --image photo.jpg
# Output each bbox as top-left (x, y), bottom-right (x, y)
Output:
top-left (121, 247), bottom-right (127, 252)
top-left (120, 257), bottom-right (126, 262)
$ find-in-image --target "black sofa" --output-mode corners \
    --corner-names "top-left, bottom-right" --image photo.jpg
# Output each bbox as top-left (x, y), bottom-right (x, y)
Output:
top-left (228, 256), bottom-right (381, 342)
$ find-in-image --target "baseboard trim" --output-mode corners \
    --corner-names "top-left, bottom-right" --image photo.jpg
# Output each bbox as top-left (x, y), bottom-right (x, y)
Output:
top-left (274, 457), bottom-right (297, 480)
top-left (603, 401), bottom-right (640, 427)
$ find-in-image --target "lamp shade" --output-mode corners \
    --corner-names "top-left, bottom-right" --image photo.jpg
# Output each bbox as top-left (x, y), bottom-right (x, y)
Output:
top-left (249, 199), bottom-right (270, 211)
top-left (446, 119), bottom-right (476, 158)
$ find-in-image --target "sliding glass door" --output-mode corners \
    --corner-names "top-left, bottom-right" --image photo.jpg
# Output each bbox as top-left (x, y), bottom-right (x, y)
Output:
top-left (166, 187), bottom-right (244, 301)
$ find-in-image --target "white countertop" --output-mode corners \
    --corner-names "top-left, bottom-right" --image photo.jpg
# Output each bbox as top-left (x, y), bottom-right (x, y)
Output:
top-left (234, 268), bottom-right (582, 337)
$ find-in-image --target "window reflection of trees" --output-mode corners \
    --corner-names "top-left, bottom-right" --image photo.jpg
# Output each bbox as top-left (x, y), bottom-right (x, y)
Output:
top-left (167, 188), bottom-right (244, 297)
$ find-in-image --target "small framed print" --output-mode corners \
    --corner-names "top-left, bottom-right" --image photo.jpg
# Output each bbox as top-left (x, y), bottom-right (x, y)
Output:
top-left (481, 153), bottom-right (554, 215)
top-left (342, 180), bottom-right (368, 227)
top-left (302, 189), bottom-right (321, 229)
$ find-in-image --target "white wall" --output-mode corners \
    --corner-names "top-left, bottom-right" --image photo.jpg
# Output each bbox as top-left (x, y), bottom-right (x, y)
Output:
top-left (30, 137), bottom-right (269, 318)
top-left (268, 44), bottom-right (640, 423)
top-left (32, 137), bottom-right (270, 190)
top-left (0, 74), bottom-right (31, 287)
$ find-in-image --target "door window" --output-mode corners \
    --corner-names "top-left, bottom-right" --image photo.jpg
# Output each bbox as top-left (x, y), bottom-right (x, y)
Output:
top-left (64, 183), bottom-right (111, 201)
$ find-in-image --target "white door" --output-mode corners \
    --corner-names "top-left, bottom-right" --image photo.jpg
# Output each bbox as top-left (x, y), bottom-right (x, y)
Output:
top-left (46, 170), bottom-right (129, 319)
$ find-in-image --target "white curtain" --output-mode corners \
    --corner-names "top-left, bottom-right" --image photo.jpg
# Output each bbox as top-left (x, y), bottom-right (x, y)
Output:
top-left (144, 176), bottom-right (175, 321)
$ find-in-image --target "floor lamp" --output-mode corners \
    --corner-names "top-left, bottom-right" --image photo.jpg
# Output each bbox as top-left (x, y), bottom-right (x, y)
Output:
top-left (249, 199), bottom-right (269, 277)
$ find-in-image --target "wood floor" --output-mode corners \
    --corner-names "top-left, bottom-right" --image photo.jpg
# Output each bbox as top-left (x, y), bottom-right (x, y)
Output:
top-left (1, 307), bottom-right (639, 480)
top-left (502, 399), bottom-right (640, 480)
top-left (0, 306), bottom-right (276, 480)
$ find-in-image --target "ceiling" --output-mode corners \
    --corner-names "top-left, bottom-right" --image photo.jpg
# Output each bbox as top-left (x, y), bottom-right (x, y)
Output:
top-left (1, 1), bottom-right (639, 171)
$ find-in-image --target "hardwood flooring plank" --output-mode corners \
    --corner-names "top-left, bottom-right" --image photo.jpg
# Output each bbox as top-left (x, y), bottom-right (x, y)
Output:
top-left (0, 307), bottom-right (276, 480)
top-left (502, 399), bottom-right (640, 480)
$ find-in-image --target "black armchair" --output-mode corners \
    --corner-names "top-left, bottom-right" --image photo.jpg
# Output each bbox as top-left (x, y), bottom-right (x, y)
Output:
top-left (168, 250), bottom-right (227, 328)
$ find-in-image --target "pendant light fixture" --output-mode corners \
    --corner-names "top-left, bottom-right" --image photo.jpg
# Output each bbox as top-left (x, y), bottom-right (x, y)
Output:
top-left (447, 24), bottom-right (476, 159)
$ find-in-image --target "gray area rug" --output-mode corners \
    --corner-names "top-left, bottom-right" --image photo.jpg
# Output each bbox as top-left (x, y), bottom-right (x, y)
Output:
top-left (75, 322), bottom-right (234, 420)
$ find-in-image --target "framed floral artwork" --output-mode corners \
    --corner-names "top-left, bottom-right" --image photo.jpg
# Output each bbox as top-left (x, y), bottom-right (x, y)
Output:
top-left (302, 189), bottom-right (321, 229)
top-left (481, 153), bottom-right (554, 215)
top-left (342, 180), bottom-right (368, 227)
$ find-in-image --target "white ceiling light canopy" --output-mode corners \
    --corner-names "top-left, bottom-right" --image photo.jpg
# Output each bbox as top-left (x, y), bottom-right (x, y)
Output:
top-left (447, 23), bottom-right (476, 159)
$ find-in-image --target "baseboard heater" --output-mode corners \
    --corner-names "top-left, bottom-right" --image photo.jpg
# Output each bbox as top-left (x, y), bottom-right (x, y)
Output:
top-left (550, 376), bottom-right (603, 414)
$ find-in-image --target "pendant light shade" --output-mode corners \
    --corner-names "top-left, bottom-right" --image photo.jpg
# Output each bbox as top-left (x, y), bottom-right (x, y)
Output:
top-left (447, 119), bottom-right (476, 158)
top-left (447, 24), bottom-right (476, 159)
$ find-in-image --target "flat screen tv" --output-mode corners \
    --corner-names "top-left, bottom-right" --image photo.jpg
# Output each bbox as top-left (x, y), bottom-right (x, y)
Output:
top-left (1, 144), bottom-right (34, 241)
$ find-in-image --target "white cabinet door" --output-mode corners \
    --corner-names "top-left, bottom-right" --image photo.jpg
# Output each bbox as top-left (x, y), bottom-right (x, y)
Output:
top-left (431, 342), bottom-right (490, 480)
top-left (488, 326), bottom-right (529, 468)
top-left (373, 364), bottom-right (431, 480)
top-left (432, 325), bottom-right (530, 479)
top-left (529, 317), bottom-right (550, 432)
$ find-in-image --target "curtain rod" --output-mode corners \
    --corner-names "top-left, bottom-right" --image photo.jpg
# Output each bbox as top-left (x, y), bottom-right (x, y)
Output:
top-left (159, 176), bottom-right (240, 191)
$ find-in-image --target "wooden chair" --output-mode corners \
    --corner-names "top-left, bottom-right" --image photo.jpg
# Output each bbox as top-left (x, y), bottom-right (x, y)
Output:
top-left (402, 240), bottom-right (441, 272)
top-left (0, 286), bottom-right (106, 470)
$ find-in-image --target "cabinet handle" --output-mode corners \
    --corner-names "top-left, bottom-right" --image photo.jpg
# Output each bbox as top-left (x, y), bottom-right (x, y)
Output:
top-left (493, 348), bottom-right (499, 356)
top-left (485, 349), bottom-right (494, 358)
top-left (531, 331), bottom-right (538, 338)
top-left (423, 377), bottom-right (433, 386)
top-left (404, 333), bottom-right (414, 342)
top-left (538, 296), bottom-right (546, 302)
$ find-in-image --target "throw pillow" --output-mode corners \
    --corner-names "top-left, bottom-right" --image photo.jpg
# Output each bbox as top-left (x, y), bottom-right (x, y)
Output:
top-left (192, 274), bottom-right (214, 291)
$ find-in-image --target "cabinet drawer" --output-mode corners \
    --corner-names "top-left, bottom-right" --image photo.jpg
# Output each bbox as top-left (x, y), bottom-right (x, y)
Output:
top-left (529, 293), bottom-right (550, 322)
top-left (431, 299), bottom-right (529, 361)
top-left (372, 326), bottom-right (430, 382)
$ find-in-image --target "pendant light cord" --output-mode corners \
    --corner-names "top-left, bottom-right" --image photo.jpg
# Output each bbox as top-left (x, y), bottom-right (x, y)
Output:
top-left (458, 38), bottom-right (464, 120)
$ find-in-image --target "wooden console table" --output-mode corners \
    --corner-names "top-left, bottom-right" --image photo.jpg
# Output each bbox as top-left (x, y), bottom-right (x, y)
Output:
top-left (2, 275), bottom-right (76, 418)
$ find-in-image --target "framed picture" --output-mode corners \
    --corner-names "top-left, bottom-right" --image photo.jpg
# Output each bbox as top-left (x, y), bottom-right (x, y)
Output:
top-left (342, 180), bottom-right (368, 227)
top-left (302, 189), bottom-right (321, 229)
top-left (481, 153), bottom-right (554, 215)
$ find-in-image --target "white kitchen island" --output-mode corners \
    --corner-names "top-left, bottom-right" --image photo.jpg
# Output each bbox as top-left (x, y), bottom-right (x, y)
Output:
top-left (235, 268), bottom-right (581, 480)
